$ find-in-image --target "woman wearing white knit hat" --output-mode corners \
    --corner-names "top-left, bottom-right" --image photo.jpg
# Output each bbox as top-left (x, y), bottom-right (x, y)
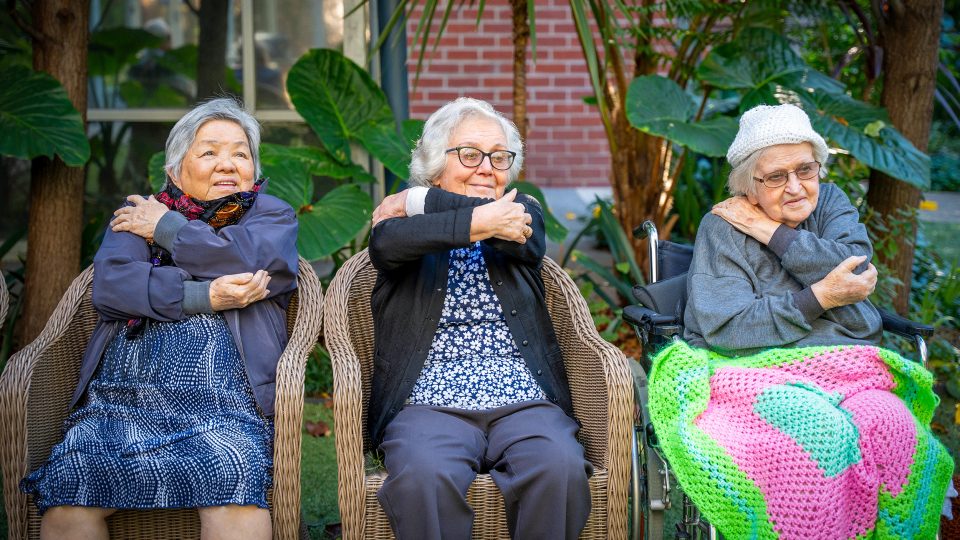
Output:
top-left (685, 102), bottom-right (881, 351)
top-left (644, 103), bottom-right (954, 539)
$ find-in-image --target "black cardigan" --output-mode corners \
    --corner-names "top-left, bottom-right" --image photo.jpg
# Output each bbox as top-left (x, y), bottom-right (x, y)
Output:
top-left (366, 188), bottom-right (575, 445)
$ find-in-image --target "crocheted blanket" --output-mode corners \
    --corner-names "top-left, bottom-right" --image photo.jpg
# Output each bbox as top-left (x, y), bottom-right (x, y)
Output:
top-left (648, 342), bottom-right (954, 539)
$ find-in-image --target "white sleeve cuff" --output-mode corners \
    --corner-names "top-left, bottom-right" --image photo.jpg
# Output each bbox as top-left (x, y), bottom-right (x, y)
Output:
top-left (405, 186), bottom-right (429, 216)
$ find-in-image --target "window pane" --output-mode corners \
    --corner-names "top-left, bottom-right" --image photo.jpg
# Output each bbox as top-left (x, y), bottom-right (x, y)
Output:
top-left (252, 0), bottom-right (345, 110)
top-left (88, 0), bottom-right (243, 109)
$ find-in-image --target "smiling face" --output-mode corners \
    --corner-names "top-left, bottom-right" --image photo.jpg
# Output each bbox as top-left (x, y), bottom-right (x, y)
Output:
top-left (747, 142), bottom-right (820, 228)
top-left (174, 119), bottom-right (255, 201)
top-left (435, 116), bottom-right (510, 199)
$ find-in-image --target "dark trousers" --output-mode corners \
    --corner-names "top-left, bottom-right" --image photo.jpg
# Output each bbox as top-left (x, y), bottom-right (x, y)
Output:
top-left (377, 400), bottom-right (593, 540)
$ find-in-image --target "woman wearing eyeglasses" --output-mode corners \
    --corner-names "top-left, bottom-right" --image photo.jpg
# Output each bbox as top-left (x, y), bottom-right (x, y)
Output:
top-left (365, 97), bottom-right (592, 539)
top-left (684, 103), bottom-right (882, 352)
top-left (650, 104), bottom-right (953, 538)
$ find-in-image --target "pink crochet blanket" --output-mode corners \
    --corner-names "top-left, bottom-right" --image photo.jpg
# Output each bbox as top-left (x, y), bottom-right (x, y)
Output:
top-left (648, 342), bottom-right (954, 539)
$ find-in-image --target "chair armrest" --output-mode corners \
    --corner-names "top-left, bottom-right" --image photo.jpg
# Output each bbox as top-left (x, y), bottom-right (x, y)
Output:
top-left (323, 251), bottom-right (372, 539)
top-left (879, 308), bottom-right (934, 339)
top-left (0, 276), bottom-right (8, 328)
top-left (272, 259), bottom-right (324, 540)
top-left (622, 305), bottom-right (681, 335)
top-left (541, 257), bottom-right (632, 534)
top-left (0, 266), bottom-right (95, 540)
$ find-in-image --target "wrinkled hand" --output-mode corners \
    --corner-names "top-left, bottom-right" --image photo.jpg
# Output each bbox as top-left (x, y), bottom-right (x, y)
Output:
top-left (811, 255), bottom-right (877, 310)
top-left (711, 196), bottom-right (779, 245)
top-left (111, 195), bottom-right (170, 240)
top-left (372, 190), bottom-right (408, 227)
top-left (471, 189), bottom-right (533, 243)
top-left (209, 270), bottom-right (271, 311)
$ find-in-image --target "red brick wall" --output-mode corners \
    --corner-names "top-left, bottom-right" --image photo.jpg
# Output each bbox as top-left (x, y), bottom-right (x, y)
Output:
top-left (406, 0), bottom-right (610, 187)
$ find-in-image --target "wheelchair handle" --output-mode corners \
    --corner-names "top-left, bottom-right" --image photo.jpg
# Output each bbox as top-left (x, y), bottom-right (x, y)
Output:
top-left (634, 220), bottom-right (660, 283)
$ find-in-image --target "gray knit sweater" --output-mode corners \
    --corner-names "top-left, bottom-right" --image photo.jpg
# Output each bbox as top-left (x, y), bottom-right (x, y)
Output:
top-left (683, 183), bottom-right (882, 356)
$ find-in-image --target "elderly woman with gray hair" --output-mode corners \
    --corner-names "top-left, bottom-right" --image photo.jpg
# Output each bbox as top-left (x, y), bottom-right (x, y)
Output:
top-left (368, 97), bottom-right (592, 539)
top-left (645, 104), bottom-right (953, 538)
top-left (21, 98), bottom-right (298, 540)
top-left (684, 103), bottom-right (882, 352)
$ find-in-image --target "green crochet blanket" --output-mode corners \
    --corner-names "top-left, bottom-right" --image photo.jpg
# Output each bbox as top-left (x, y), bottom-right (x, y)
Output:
top-left (648, 342), bottom-right (954, 539)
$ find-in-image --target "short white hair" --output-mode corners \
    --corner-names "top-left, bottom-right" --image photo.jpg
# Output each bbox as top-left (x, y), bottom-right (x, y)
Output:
top-left (164, 97), bottom-right (261, 183)
top-left (408, 97), bottom-right (524, 187)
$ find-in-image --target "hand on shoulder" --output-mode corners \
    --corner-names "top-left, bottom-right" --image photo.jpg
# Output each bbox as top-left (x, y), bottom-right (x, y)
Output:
top-left (710, 196), bottom-right (779, 245)
top-left (111, 195), bottom-right (170, 240)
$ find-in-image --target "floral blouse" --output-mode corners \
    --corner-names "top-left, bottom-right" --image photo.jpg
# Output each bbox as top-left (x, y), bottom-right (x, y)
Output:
top-left (406, 242), bottom-right (546, 409)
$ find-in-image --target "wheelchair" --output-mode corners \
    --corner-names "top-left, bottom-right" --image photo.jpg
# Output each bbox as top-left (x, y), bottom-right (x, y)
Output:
top-left (622, 220), bottom-right (936, 540)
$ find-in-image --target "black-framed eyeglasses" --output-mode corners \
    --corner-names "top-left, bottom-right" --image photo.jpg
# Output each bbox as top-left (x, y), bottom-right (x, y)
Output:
top-left (445, 146), bottom-right (517, 170)
top-left (753, 161), bottom-right (821, 188)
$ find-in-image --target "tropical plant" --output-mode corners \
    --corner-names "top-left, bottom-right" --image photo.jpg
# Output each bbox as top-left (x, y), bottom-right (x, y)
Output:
top-left (0, 0), bottom-right (92, 344)
top-left (594, 6), bottom-right (930, 271)
top-left (562, 197), bottom-right (644, 339)
top-left (0, 64), bottom-right (90, 166)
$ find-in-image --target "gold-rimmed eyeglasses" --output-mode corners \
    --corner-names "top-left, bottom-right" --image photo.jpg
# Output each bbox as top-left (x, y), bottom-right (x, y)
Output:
top-left (753, 161), bottom-right (821, 188)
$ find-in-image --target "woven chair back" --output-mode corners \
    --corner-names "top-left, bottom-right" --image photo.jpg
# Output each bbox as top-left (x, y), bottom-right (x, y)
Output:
top-left (1, 258), bottom-right (323, 540)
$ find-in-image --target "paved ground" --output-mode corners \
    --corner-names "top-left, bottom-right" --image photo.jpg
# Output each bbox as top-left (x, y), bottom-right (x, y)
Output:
top-left (920, 191), bottom-right (960, 223)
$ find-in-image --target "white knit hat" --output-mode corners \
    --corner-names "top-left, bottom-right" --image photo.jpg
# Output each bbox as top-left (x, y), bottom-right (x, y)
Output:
top-left (726, 104), bottom-right (829, 168)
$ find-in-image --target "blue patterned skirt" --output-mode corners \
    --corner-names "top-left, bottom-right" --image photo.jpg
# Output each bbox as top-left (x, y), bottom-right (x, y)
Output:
top-left (21, 313), bottom-right (274, 513)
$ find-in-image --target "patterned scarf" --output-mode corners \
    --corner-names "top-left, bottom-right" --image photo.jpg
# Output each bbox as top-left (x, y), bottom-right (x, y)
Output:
top-left (126, 177), bottom-right (265, 337)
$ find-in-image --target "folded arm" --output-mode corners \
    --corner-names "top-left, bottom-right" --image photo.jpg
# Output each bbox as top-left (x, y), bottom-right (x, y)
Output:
top-left (96, 197), bottom-right (298, 320)
top-left (685, 215), bottom-right (821, 352)
top-left (769, 185), bottom-right (873, 285)
top-left (152, 197), bottom-right (299, 297)
top-left (369, 187), bottom-right (544, 271)
top-left (92, 226), bottom-right (199, 322)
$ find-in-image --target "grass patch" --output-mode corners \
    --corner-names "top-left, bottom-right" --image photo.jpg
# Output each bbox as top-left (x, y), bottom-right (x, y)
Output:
top-left (920, 220), bottom-right (960, 265)
top-left (301, 401), bottom-right (340, 539)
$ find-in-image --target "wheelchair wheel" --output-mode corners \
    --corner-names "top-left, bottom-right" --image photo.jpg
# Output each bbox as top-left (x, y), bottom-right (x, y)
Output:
top-left (630, 361), bottom-right (721, 540)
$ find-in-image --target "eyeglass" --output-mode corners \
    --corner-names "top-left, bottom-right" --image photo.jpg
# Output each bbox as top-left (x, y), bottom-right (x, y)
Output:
top-left (445, 146), bottom-right (517, 170)
top-left (753, 161), bottom-right (821, 188)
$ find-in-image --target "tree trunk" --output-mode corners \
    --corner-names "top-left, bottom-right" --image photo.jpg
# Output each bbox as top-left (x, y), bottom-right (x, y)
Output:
top-left (22, 0), bottom-right (90, 344)
top-left (196, 0), bottom-right (230, 101)
top-left (511, 0), bottom-right (528, 180)
top-left (866, 0), bottom-right (942, 314)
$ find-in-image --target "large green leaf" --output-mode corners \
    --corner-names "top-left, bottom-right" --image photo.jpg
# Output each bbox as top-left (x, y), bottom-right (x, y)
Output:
top-left (507, 181), bottom-right (569, 244)
top-left (0, 65), bottom-right (90, 166)
top-left (698, 28), bottom-right (842, 95)
top-left (661, 116), bottom-right (739, 157)
top-left (797, 93), bottom-right (929, 188)
top-left (287, 49), bottom-right (400, 173)
top-left (627, 75), bottom-right (696, 124)
top-left (357, 122), bottom-right (413, 179)
top-left (148, 151), bottom-right (167, 192)
top-left (625, 75), bottom-right (737, 157)
top-left (88, 27), bottom-right (163, 77)
top-left (156, 44), bottom-right (199, 78)
top-left (296, 184), bottom-right (373, 260)
top-left (402, 119), bottom-right (425, 148)
top-left (260, 145), bottom-right (312, 210)
top-left (259, 143), bottom-right (376, 183)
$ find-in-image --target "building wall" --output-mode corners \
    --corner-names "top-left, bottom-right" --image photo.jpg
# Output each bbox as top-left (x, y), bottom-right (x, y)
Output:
top-left (406, 0), bottom-right (610, 187)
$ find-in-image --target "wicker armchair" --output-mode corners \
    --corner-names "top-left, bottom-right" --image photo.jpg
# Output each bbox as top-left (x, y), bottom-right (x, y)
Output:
top-left (0, 257), bottom-right (323, 540)
top-left (324, 249), bottom-right (632, 539)
top-left (0, 273), bottom-right (8, 328)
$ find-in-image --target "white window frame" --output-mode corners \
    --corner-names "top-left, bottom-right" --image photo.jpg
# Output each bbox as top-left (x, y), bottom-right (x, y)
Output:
top-left (87, 0), bottom-right (368, 124)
